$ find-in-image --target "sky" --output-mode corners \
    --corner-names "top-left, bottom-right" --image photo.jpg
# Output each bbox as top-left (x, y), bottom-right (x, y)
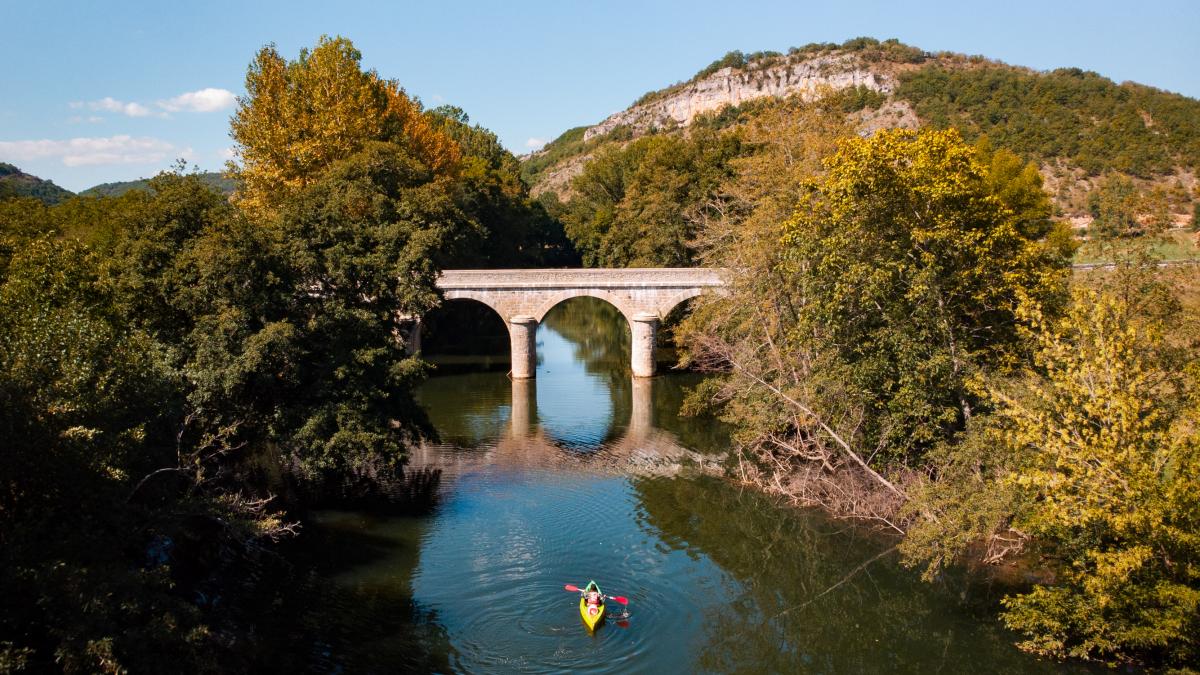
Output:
top-left (1, 0), bottom-right (1197, 192)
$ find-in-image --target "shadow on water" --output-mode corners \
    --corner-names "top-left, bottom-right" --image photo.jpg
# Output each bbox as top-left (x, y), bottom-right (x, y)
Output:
top-left (263, 513), bottom-right (457, 674)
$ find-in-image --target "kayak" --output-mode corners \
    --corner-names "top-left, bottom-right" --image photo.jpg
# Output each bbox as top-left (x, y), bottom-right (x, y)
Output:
top-left (578, 580), bottom-right (605, 631)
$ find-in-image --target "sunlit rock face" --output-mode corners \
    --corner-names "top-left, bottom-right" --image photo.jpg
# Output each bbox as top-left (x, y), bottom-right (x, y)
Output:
top-left (584, 53), bottom-right (893, 141)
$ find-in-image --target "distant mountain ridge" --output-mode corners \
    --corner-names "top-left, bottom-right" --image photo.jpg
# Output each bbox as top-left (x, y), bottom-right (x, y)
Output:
top-left (0, 163), bottom-right (74, 205)
top-left (0, 166), bottom-right (237, 205)
top-left (523, 38), bottom-right (1200, 218)
top-left (80, 172), bottom-right (236, 198)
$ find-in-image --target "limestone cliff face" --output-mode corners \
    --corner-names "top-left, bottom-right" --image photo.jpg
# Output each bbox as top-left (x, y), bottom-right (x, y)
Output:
top-left (583, 53), bottom-right (893, 142)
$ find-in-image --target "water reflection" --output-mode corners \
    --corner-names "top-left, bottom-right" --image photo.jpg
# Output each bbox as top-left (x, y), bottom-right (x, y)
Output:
top-left (633, 476), bottom-right (1095, 674)
top-left (291, 297), bottom-right (1081, 674)
top-left (511, 376), bottom-right (650, 443)
top-left (411, 372), bottom-right (716, 479)
top-left (510, 377), bottom-right (536, 438)
top-left (416, 296), bottom-right (729, 458)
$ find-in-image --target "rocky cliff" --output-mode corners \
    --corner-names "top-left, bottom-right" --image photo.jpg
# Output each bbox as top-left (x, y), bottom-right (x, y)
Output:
top-left (584, 53), bottom-right (892, 142)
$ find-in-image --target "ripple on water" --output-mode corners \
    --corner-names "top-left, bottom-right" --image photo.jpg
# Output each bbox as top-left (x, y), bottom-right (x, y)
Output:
top-left (302, 300), bottom-right (1074, 674)
top-left (405, 463), bottom-right (725, 673)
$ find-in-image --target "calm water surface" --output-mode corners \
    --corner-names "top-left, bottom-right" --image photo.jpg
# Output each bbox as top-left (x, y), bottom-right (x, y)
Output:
top-left (300, 298), bottom-right (1085, 673)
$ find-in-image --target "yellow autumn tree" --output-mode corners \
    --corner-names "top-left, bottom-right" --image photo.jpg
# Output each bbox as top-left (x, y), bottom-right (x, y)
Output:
top-left (228, 36), bottom-right (460, 218)
top-left (993, 288), bottom-right (1200, 664)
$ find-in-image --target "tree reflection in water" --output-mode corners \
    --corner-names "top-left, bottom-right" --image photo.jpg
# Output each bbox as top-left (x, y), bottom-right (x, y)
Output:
top-left (632, 476), bottom-right (1095, 674)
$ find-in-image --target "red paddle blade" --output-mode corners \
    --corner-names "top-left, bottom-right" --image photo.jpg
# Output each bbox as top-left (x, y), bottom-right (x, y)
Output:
top-left (564, 584), bottom-right (581, 593)
top-left (609, 596), bottom-right (629, 605)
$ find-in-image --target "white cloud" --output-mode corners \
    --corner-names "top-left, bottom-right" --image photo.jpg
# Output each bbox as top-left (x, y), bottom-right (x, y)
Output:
top-left (0, 135), bottom-right (177, 166)
top-left (525, 137), bottom-right (547, 150)
top-left (69, 88), bottom-right (235, 121)
top-left (79, 96), bottom-right (160, 118)
top-left (157, 88), bottom-right (236, 113)
top-left (218, 146), bottom-right (237, 160)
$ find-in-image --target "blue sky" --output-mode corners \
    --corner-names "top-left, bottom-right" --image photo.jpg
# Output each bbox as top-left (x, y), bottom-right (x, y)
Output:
top-left (2, 0), bottom-right (1197, 192)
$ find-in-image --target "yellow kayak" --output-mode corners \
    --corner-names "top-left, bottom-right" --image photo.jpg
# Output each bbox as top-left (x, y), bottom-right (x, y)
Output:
top-left (578, 580), bottom-right (605, 631)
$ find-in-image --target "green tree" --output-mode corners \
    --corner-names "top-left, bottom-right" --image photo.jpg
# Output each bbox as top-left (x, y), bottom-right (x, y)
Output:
top-left (1087, 176), bottom-right (1140, 239)
top-left (683, 128), bottom-right (1073, 513)
top-left (0, 235), bottom-right (225, 673)
top-left (898, 65), bottom-right (1200, 178)
top-left (562, 129), bottom-right (741, 267)
top-left (904, 285), bottom-right (1200, 666)
top-left (0, 37), bottom-right (506, 671)
top-left (428, 106), bottom-right (576, 267)
top-left (242, 142), bottom-right (448, 474)
top-left (788, 128), bottom-right (1069, 459)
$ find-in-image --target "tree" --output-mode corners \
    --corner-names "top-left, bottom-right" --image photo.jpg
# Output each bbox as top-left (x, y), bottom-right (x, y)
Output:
top-left (0, 234), bottom-right (228, 673)
top-left (562, 128), bottom-right (741, 267)
top-left (1087, 174), bottom-right (1141, 239)
top-left (683, 128), bottom-right (1073, 519)
top-left (428, 106), bottom-right (576, 267)
top-left (0, 37), bottom-right (508, 670)
top-left (0, 147), bottom-right (458, 672)
top-left (788, 128), bottom-right (1068, 459)
top-left (247, 142), bottom-right (449, 474)
top-left (229, 36), bottom-right (461, 218)
top-left (993, 289), bottom-right (1200, 664)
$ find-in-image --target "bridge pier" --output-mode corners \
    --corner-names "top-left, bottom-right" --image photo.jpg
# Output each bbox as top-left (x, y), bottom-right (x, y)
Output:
top-left (509, 315), bottom-right (538, 379)
top-left (631, 313), bottom-right (659, 378)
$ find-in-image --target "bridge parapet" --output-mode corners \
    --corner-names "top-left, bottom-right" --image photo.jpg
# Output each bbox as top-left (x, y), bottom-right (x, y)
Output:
top-left (437, 268), bottom-right (725, 290)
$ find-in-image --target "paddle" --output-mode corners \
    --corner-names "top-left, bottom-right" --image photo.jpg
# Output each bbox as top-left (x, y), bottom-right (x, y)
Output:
top-left (564, 584), bottom-right (629, 605)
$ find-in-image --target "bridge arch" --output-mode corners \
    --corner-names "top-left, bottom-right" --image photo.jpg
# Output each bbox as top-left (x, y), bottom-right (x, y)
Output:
top-left (529, 288), bottom-right (640, 325)
top-left (418, 297), bottom-right (510, 363)
top-left (654, 287), bottom-right (708, 322)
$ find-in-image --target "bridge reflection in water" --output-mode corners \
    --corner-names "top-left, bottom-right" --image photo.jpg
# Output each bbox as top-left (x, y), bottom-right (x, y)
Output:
top-left (410, 375), bottom-right (720, 479)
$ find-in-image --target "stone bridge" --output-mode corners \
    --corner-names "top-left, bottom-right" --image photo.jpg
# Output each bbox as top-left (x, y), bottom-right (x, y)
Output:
top-left (425, 268), bottom-right (725, 378)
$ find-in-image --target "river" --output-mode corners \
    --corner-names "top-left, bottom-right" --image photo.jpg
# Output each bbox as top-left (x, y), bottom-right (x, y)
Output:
top-left (291, 297), bottom-right (1087, 673)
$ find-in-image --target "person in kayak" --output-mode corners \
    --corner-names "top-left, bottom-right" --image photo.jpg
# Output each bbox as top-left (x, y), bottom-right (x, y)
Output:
top-left (585, 589), bottom-right (603, 609)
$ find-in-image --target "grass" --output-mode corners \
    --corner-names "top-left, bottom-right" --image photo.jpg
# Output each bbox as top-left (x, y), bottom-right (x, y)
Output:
top-left (1073, 229), bottom-right (1200, 265)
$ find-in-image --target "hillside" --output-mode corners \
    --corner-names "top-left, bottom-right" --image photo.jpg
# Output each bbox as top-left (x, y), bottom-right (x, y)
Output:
top-left (0, 163), bottom-right (74, 205)
top-left (81, 171), bottom-right (236, 198)
top-left (523, 38), bottom-right (1200, 221)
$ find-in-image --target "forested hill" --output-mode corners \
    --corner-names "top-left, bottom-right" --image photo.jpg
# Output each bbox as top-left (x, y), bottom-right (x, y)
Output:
top-left (523, 37), bottom-right (1200, 218)
top-left (0, 166), bottom-right (237, 204)
top-left (0, 163), bottom-right (74, 205)
top-left (81, 171), bottom-right (236, 198)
